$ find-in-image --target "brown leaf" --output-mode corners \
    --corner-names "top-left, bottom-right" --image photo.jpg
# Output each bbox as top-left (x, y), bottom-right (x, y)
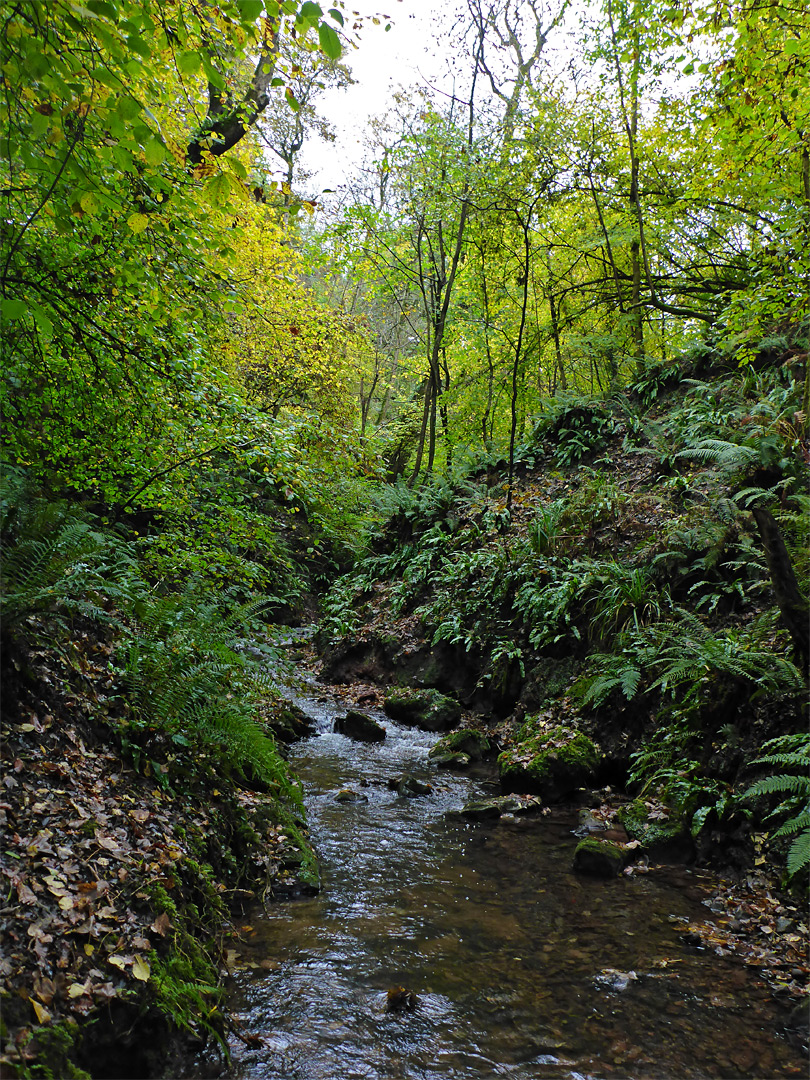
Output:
top-left (150, 912), bottom-right (171, 936)
top-left (16, 880), bottom-right (37, 905)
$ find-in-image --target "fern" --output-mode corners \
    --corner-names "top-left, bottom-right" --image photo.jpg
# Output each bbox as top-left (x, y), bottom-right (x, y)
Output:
top-left (743, 733), bottom-right (810, 879)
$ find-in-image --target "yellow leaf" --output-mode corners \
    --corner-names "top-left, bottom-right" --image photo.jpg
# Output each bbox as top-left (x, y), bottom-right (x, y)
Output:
top-left (108, 955), bottom-right (128, 971)
top-left (79, 192), bottom-right (98, 215)
top-left (32, 1000), bottom-right (52, 1024)
top-left (127, 213), bottom-right (149, 234)
top-left (84, 943), bottom-right (95, 957)
top-left (68, 982), bottom-right (88, 998)
top-left (58, 894), bottom-right (74, 911)
top-left (132, 956), bottom-right (151, 982)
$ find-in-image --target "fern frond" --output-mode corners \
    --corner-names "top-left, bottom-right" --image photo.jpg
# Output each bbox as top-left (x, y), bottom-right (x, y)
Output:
top-left (744, 774), bottom-right (810, 799)
top-left (786, 829), bottom-right (810, 877)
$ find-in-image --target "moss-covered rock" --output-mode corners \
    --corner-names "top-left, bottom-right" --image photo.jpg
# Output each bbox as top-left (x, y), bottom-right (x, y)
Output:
top-left (428, 728), bottom-right (490, 762)
top-left (334, 709), bottom-right (386, 743)
top-left (617, 800), bottom-right (694, 861)
top-left (383, 688), bottom-right (461, 732)
top-left (498, 726), bottom-right (599, 801)
top-left (573, 836), bottom-right (626, 877)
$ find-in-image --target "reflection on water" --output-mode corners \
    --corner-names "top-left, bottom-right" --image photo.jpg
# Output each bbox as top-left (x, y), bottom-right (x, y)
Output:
top-left (225, 689), bottom-right (804, 1080)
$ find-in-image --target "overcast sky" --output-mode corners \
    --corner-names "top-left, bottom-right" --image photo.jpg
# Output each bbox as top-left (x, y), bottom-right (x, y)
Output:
top-left (298, 0), bottom-right (465, 191)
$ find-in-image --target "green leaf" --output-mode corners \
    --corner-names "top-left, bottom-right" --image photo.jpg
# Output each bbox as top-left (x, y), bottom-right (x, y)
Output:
top-left (201, 55), bottom-right (225, 90)
top-left (2, 299), bottom-right (28, 321)
top-left (177, 50), bottom-right (201, 75)
top-left (31, 305), bottom-right (54, 340)
top-left (144, 138), bottom-right (165, 166)
top-left (204, 172), bottom-right (232, 207)
top-left (318, 22), bottom-right (341, 59)
top-left (327, 7), bottom-right (344, 25)
top-left (300, 1), bottom-right (323, 18)
top-left (79, 191), bottom-right (99, 215)
top-left (127, 35), bottom-right (151, 59)
top-left (225, 156), bottom-right (248, 180)
top-left (238, 0), bottom-right (265, 19)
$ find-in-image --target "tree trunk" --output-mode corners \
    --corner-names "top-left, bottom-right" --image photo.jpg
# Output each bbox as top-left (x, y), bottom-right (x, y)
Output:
top-left (752, 506), bottom-right (809, 668)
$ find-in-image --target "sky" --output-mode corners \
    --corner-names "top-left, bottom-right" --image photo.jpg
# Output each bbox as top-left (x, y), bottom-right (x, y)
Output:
top-left (298, 0), bottom-right (465, 192)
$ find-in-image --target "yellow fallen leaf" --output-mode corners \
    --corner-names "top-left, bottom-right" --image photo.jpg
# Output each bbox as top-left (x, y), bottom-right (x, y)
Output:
top-left (68, 982), bottom-right (88, 998)
top-left (32, 1000), bottom-right (52, 1024)
top-left (58, 895), bottom-right (74, 911)
top-left (84, 943), bottom-right (94, 957)
top-left (131, 956), bottom-right (151, 982)
top-left (108, 955), bottom-right (128, 971)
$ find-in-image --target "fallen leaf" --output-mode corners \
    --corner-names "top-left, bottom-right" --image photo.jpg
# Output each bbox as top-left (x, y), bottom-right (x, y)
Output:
top-left (150, 912), bottom-right (171, 936)
top-left (31, 1000), bottom-right (51, 1024)
top-left (68, 982), bottom-right (89, 998)
top-left (131, 956), bottom-right (150, 982)
top-left (108, 955), bottom-right (128, 971)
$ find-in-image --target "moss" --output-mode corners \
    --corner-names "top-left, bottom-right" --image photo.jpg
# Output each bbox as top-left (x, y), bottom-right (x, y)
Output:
top-left (499, 727), bottom-right (599, 800)
top-left (429, 728), bottom-right (490, 761)
top-left (573, 836), bottom-right (626, 878)
top-left (16, 1021), bottom-right (90, 1080)
top-left (618, 799), bottom-right (688, 849)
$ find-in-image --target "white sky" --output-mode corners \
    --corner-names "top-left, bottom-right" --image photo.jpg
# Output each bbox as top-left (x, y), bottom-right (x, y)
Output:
top-left (299, 0), bottom-right (465, 191)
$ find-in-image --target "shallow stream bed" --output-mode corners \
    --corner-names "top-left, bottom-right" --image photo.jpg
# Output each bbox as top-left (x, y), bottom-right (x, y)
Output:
top-left (223, 685), bottom-right (805, 1079)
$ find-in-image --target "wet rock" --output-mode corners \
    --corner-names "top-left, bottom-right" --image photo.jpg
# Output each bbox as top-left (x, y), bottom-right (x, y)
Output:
top-left (267, 702), bottom-right (316, 744)
top-left (429, 728), bottom-right (491, 763)
top-left (383, 688), bottom-right (461, 732)
top-left (334, 709), bottom-right (386, 743)
top-left (429, 750), bottom-right (472, 769)
top-left (459, 795), bottom-right (543, 821)
top-left (334, 789), bottom-right (368, 804)
top-left (595, 968), bottom-right (638, 992)
top-left (499, 725), bottom-right (599, 802)
top-left (573, 836), bottom-right (627, 877)
top-left (388, 774), bottom-right (432, 797)
top-left (460, 800), bottom-right (503, 821)
top-left (386, 986), bottom-right (418, 1012)
top-left (617, 799), bottom-right (695, 862)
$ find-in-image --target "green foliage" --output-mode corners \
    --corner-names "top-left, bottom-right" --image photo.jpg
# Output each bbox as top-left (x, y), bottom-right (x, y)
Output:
top-left (579, 610), bottom-right (803, 707)
top-left (743, 733), bottom-right (810, 879)
top-left (121, 586), bottom-right (301, 807)
top-left (530, 397), bottom-right (615, 467)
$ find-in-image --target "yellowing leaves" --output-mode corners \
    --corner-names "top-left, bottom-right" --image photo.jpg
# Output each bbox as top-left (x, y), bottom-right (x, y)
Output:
top-left (31, 1000), bottom-right (52, 1024)
top-left (132, 956), bottom-right (151, 982)
top-left (127, 213), bottom-right (149, 234)
top-left (204, 172), bottom-right (232, 207)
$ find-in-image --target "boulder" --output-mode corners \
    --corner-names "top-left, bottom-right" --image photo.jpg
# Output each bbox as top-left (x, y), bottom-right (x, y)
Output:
top-left (459, 800), bottom-right (503, 821)
top-left (429, 750), bottom-right (472, 769)
top-left (428, 728), bottom-right (491, 762)
top-left (383, 688), bottom-right (461, 732)
top-left (459, 795), bottom-right (543, 821)
top-left (572, 836), bottom-right (626, 878)
top-left (388, 774), bottom-right (432, 797)
top-left (334, 709), bottom-right (386, 743)
top-left (334, 789), bottom-right (368, 804)
top-left (498, 726), bottom-right (599, 802)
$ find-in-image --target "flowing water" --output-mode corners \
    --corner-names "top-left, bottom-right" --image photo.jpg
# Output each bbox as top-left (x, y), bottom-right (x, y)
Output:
top-left (224, 683), bottom-right (805, 1080)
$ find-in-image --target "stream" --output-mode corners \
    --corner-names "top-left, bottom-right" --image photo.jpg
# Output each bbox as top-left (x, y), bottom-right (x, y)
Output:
top-left (223, 678), bottom-right (805, 1080)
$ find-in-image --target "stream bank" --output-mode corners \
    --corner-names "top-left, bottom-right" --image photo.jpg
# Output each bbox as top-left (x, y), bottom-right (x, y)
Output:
top-left (220, 665), bottom-right (808, 1080)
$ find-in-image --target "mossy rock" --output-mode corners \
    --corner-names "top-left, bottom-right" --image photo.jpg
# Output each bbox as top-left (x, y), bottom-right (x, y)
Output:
top-left (429, 728), bottom-right (490, 762)
top-left (383, 688), bottom-right (461, 732)
top-left (334, 709), bottom-right (386, 743)
top-left (429, 750), bottom-right (472, 769)
top-left (498, 727), bottom-right (599, 802)
top-left (617, 800), bottom-right (693, 860)
top-left (573, 836), bottom-right (626, 878)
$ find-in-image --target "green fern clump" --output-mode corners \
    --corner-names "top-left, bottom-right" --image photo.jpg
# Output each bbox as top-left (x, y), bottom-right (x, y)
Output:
top-left (0, 485), bottom-right (138, 641)
top-left (121, 586), bottom-right (301, 810)
top-left (743, 733), bottom-right (810, 879)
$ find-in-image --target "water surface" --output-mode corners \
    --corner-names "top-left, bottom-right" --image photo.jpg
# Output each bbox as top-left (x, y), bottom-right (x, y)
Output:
top-left (225, 688), bottom-right (804, 1079)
